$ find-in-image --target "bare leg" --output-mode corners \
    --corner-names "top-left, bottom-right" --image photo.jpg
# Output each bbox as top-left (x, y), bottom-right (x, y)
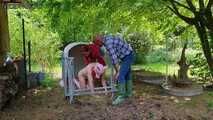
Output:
top-left (87, 71), bottom-right (95, 93)
top-left (102, 70), bottom-right (107, 94)
top-left (101, 79), bottom-right (107, 92)
top-left (78, 72), bottom-right (86, 89)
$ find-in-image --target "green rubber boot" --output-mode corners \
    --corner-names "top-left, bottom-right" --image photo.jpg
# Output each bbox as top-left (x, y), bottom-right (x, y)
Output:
top-left (112, 83), bottom-right (126, 105)
top-left (125, 79), bottom-right (133, 98)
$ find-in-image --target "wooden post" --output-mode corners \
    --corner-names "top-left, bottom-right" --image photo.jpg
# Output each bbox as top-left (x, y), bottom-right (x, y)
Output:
top-left (0, 2), bottom-right (10, 67)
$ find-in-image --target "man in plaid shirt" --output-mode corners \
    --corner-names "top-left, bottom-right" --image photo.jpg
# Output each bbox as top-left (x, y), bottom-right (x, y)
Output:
top-left (93, 34), bottom-right (135, 105)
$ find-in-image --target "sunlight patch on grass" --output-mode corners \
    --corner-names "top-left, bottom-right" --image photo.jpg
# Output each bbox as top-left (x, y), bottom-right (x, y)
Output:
top-left (31, 64), bottom-right (62, 73)
top-left (133, 63), bottom-right (179, 75)
top-left (31, 64), bottom-right (41, 72)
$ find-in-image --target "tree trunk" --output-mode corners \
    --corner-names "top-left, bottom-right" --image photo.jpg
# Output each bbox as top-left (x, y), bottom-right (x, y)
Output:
top-left (209, 30), bottom-right (213, 52)
top-left (209, 30), bottom-right (213, 77)
top-left (195, 22), bottom-right (213, 77)
top-left (0, 3), bottom-right (10, 67)
top-left (177, 42), bottom-right (189, 80)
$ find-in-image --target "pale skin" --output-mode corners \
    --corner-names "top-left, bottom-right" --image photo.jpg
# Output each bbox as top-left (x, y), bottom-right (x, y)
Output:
top-left (78, 63), bottom-right (107, 93)
top-left (113, 63), bottom-right (120, 80)
top-left (93, 36), bottom-right (120, 81)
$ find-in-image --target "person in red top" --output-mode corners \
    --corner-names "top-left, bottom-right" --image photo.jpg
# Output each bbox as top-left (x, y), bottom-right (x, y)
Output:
top-left (82, 43), bottom-right (106, 66)
top-left (78, 42), bottom-right (107, 92)
top-left (82, 42), bottom-right (106, 79)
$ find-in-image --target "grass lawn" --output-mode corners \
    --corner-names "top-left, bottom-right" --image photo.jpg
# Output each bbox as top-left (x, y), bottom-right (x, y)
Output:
top-left (31, 62), bottom-right (179, 76)
top-left (31, 64), bottom-right (61, 73)
top-left (133, 62), bottom-right (179, 75)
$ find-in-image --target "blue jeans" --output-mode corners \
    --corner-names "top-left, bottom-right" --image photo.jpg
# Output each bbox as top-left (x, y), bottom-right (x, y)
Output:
top-left (118, 52), bottom-right (135, 84)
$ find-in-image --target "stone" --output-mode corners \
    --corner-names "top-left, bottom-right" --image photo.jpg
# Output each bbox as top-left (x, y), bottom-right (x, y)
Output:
top-left (184, 97), bottom-right (191, 101)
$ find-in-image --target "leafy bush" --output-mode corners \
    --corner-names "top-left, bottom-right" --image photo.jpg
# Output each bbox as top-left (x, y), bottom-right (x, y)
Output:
top-left (145, 47), bottom-right (181, 63)
top-left (190, 52), bottom-right (213, 85)
top-left (127, 32), bottom-right (152, 64)
top-left (134, 53), bottom-right (145, 64)
top-left (127, 32), bottom-right (152, 55)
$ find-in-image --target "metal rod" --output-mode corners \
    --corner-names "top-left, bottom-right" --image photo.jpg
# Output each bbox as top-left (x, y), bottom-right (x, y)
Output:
top-left (22, 19), bottom-right (28, 89)
top-left (28, 41), bottom-right (31, 72)
top-left (74, 86), bottom-right (114, 92)
top-left (73, 89), bottom-right (117, 96)
top-left (165, 37), bottom-right (168, 82)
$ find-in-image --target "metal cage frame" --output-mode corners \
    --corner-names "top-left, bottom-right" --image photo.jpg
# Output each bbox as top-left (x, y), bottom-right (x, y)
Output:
top-left (62, 42), bottom-right (117, 103)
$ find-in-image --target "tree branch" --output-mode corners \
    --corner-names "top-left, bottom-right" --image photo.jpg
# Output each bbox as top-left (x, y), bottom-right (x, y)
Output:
top-left (168, 0), bottom-right (195, 25)
top-left (199, 0), bottom-right (204, 10)
top-left (205, 0), bottom-right (213, 31)
top-left (168, 7), bottom-right (194, 25)
top-left (207, 0), bottom-right (213, 9)
top-left (186, 0), bottom-right (196, 13)
top-left (173, 0), bottom-right (191, 11)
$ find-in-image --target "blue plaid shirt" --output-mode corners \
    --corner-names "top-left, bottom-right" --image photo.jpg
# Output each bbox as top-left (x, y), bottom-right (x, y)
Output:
top-left (103, 35), bottom-right (133, 65)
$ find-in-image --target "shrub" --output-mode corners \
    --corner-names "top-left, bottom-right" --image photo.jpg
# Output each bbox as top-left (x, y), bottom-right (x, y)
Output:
top-left (134, 53), bottom-right (145, 64)
top-left (145, 47), bottom-right (181, 63)
top-left (190, 52), bottom-right (213, 85)
top-left (127, 32), bottom-right (152, 64)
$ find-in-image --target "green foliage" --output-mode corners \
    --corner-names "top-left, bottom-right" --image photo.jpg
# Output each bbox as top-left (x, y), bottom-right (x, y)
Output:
top-left (145, 46), bottom-right (181, 63)
top-left (146, 48), bottom-right (167, 63)
top-left (8, 9), bottom-right (62, 72)
top-left (36, 0), bottom-right (167, 46)
top-left (164, 0), bottom-right (213, 77)
top-left (208, 92), bottom-right (213, 96)
top-left (133, 63), bottom-right (178, 75)
top-left (40, 75), bottom-right (57, 88)
top-left (134, 53), bottom-right (145, 64)
top-left (127, 32), bottom-right (152, 54)
top-left (127, 32), bottom-right (152, 64)
top-left (190, 52), bottom-right (213, 85)
top-left (207, 92), bottom-right (213, 110)
top-left (8, 0), bottom-right (211, 80)
top-left (207, 100), bottom-right (213, 110)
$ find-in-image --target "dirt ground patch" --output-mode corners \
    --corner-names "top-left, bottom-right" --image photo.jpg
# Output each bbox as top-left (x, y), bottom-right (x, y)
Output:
top-left (0, 75), bottom-right (213, 120)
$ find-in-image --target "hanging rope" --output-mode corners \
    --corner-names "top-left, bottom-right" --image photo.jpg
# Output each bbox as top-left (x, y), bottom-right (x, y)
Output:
top-left (164, 35), bottom-right (169, 88)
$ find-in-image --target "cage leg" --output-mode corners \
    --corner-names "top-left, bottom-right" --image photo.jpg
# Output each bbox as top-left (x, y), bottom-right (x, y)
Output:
top-left (69, 95), bottom-right (74, 104)
top-left (111, 91), bottom-right (116, 100)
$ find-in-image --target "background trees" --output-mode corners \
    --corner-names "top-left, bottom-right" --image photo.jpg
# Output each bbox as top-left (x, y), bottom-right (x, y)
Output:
top-left (165, 0), bottom-right (213, 76)
top-left (0, 3), bottom-right (10, 67)
top-left (8, 8), bottom-right (61, 72)
top-left (6, 0), bottom-right (212, 82)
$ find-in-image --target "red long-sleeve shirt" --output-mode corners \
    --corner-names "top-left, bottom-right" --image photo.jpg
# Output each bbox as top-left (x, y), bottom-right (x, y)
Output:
top-left (82, 44), bottom-right (106, 79)
top-left (83, 44), bottom-right (106, 66)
